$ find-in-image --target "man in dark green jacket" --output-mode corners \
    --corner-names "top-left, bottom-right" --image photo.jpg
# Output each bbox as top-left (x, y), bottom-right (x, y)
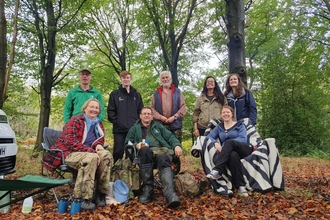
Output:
top-left (125, 107), bottom-right (182, 209)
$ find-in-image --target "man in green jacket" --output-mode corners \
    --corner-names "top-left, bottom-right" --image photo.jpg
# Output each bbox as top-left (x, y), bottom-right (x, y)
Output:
top-left (125, 107), bottom-right (182, 209)
top-left (63, 68), bottom-right (105, 124)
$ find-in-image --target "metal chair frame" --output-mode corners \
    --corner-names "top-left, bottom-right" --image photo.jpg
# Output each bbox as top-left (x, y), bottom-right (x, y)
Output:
top-left (41, 127), bottom-right (75, 203)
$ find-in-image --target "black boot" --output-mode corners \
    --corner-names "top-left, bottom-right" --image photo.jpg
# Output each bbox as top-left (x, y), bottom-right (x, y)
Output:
top-left (139, 163), bottom-right (154, 204)
top-left (159, 167), bottom-right (181, 209)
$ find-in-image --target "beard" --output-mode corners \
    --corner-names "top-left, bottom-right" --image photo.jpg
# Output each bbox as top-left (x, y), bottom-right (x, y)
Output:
top-left (162, 82), bottom-right (172, 87)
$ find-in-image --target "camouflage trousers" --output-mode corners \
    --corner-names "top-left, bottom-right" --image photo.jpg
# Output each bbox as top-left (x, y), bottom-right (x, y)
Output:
top-left (65, 150), bottom-right (113, 200)
top-left (164, 125), bottom-right (182, 143)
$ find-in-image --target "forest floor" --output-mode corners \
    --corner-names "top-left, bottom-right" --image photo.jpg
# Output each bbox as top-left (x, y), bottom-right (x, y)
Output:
top-left (0, 147), bottom-right (329, 220)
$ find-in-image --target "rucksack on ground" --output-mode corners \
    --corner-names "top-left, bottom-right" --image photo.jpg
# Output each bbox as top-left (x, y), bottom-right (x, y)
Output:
top-left (174, 172), bottom-right (210, 197)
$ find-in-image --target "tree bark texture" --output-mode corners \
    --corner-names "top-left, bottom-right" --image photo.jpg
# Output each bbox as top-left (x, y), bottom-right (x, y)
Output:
top-left (0, 0), bottom-right (7, 109)
top-left (226, 0), bottom-right (247, 85)
top-left (33, 0), bottom-right (55, 151)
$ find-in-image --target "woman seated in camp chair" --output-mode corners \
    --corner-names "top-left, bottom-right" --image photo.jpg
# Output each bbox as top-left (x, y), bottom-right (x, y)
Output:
top-left (43, 98), bottom-right (112, 210)
top-left (206, 105), bottom-right (253, 197)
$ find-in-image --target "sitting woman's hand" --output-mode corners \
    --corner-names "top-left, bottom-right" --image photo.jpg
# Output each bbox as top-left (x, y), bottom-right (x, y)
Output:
top-left (95, 144), bottom-right (104, 151)
top-left (214, 142), bottom-right (222, 152)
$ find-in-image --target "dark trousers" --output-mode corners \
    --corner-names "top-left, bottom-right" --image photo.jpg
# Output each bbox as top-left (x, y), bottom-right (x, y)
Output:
top-left (213, 140), bottom-right (252, 189)
top-left (138, 147), bottom-right (172, 171)
top-left (198, 128), bottom-right (206, 136)
top-left (113, 132), bottom-right (127, 163)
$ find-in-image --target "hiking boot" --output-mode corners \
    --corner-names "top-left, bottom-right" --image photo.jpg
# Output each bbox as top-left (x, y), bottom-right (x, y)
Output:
top-left (81, 200), bottom-right (96, 210)
top-left (95, 192), bottom-right (106, 207)
top-left (206, 170), bottom-right (221, 180)
top-left (237, 186), bottom-right (249, 197)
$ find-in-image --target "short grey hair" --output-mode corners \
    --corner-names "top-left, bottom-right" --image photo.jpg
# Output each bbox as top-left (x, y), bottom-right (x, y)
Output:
top-left (160, 71), bottom-right (172, 79)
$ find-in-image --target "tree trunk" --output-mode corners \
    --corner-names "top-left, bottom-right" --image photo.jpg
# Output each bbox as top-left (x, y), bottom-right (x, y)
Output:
top-left (0, 0), bottom-right (7, 109)
top-left (34, 0), bottom-right (56, 151)
top-left (4, 0), bottom-right (20, 109)
top-left (226, 0), bottom-right (247, 85)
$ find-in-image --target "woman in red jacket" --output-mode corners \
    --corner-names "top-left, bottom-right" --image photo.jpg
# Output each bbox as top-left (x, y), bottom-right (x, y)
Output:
top-left (43, 98), bottom-right (112, 210)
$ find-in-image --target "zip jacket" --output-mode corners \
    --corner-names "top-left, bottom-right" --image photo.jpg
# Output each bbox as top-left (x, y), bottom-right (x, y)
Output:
top-left (107, 85), bottom-right (143, 133)
top-left (206, 120), bottom-right (247, 147)
top-left (63, 86), bottom-right (105, 124)
top-left (226, 89), bottom-right (257, 125)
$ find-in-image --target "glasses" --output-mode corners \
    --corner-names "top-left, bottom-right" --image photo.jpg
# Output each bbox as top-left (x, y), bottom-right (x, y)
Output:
top-left (87, 105), bottom-right (99, 110)
top-left (206, 80), bottom-right (215, 84)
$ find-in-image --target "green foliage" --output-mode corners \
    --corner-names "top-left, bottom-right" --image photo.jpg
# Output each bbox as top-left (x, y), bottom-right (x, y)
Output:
top-left (3, 0), bottom-right (330, 158)
top-left (248, 0), bottom-right (330, 156)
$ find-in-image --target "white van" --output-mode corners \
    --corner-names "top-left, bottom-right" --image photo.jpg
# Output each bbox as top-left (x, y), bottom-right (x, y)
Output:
top-left (0, 109), bottom-right (18, 175)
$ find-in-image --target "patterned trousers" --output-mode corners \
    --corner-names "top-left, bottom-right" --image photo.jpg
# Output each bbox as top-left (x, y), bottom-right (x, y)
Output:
top-left (164, 124), bottom-right (182, 143)
top-left (65, 150), bottom-right (113, 199)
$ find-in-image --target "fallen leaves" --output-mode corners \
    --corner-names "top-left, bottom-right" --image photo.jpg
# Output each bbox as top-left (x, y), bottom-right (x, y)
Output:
top-left (0, 157), bottom-right (329, 219)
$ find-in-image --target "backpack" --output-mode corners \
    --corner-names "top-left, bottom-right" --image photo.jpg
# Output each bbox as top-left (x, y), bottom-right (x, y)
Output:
top-left (174, 172), bottom-right (210, 197)
top-left (110, 157), bottom-right (140, 191)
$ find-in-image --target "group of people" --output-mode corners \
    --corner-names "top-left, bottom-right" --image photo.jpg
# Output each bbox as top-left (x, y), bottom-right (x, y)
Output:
top-left (43, 68), bottom-right (257, 211)
top-left (44, 69), bottom-right (186, 210)
top-left (193, 74), bottom-right (257, 197)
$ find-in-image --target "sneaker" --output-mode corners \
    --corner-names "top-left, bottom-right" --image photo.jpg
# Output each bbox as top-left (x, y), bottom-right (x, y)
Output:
top-left (206, 170), bottom-right (221, 180)
top-left (95, 192), bottom-right (106, 207)
top-left (218, 189), bottom-right (234, 197)
top-left (81, 200), bottom-right (96, 210)
top-left (237, 186), bottom-right (249, 197)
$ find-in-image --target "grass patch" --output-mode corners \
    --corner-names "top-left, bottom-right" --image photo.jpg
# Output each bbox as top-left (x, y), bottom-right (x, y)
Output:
top-left (15, 145), bottom-right (43, 176)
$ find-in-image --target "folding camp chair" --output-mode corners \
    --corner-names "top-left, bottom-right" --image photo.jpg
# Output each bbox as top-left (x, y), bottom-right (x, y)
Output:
top-left (0, 175), bottom-right (71, 209)
top-left (41, 127), bottom-right (76, 203)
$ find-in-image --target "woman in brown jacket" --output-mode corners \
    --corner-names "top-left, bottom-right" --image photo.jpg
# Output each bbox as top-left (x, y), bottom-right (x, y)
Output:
top-left (193, 76), bottom-right (227, 136)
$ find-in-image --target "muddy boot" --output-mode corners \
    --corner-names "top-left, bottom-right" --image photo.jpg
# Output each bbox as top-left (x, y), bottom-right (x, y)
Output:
top-left (139, 163), bottom-right (154, 204)
top-left (159, 167), bottom-right (181, 209)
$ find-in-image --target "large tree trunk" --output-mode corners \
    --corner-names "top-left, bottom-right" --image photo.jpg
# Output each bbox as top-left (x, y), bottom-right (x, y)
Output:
top-left (34, 0), bottom-right (56, 151)
top-left (226, 0), bottom-right (247, 85)
top-left (32, 0), bottom-right (86, 151)
top-left (0, 0), bottom-right (7, 109)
